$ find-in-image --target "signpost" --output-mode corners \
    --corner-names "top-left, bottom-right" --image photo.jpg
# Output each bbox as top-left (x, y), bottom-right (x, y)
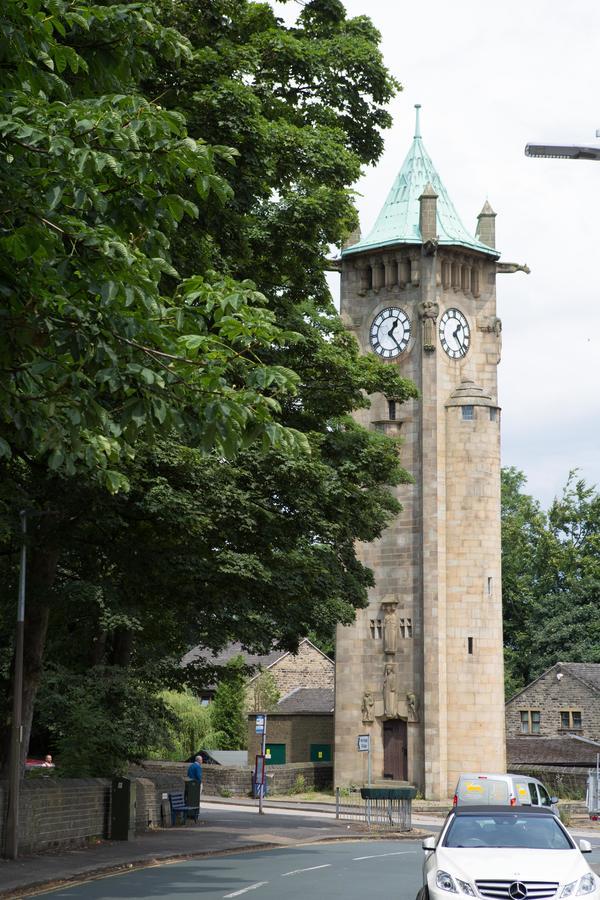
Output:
top-left (357, 733), bottom-right (371, 787)
top-left (255, 714), bottom-right (267, 814)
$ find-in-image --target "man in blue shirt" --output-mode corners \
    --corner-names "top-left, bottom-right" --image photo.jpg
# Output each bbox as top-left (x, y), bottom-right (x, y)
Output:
top-left (187, 754), bottom-right (203, 783)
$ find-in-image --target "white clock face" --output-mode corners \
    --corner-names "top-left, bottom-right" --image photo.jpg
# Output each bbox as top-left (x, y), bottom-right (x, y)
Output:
top-left (370, 307), bottom-right (411, 358)
top-left (439, 308), bottom-right (470, 358)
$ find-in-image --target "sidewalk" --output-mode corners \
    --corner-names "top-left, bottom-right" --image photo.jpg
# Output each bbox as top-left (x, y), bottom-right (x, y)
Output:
top-left (0, 799), bottom-right (418, 899)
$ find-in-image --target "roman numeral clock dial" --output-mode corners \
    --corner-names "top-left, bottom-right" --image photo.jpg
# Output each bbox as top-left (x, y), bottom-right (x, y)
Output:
top-left (439, 307), bottom-right (470, 358)
top-left (370, 307), bottom-right (411, 358)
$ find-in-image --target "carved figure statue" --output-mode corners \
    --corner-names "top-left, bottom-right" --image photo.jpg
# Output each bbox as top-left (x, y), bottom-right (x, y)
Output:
top-left (383, 662), bottom-right (397, 718)
top-left (406, 691), bottom-right (420, 722)
top-left (383, 605), bottom-right (398, 655)
top-left (361, 690), bottom-right (374, 723)
top-left (419, 299), bottom-right (439, 351)
top-left (496, 262), bottom-right (530, 275)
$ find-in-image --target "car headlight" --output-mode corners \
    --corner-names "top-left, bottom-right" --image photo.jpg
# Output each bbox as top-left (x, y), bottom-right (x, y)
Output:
top-left (577, 875), bottom-right (596, 895)
top-left (562, 884), bottom-right (577, 898)
top-left (436, 871), bottom-right (458, 893)
top-left (457, 879), bottom-right (477, 896)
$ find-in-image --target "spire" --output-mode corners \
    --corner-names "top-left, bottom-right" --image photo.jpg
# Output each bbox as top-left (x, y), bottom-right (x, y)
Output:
top-left (476, 200), bottom-right (497, 248)
top-left (414, 103), bottom-right (421, 139)
top-left (342, 109), bottom-right (499, 259)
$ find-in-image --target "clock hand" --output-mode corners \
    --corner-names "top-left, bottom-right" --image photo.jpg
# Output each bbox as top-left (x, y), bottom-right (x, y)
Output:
top-left (453, 323), bottom-right (463, 347)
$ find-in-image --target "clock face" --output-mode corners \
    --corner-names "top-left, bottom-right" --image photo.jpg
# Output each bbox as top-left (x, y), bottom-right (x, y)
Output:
top-left (370, 307), bottom-right (411, 358)
top-left (439, 308), bottom-right (470, 358)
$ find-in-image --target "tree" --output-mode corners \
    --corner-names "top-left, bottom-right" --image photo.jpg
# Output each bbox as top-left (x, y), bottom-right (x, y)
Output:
top-left (147, 691), bottom-right (225, 761)
top-left (1, 0), bottom-right (417, 771)
top-left (502, 468), bottom-right (600, 697)
top-left (249, 670), bottom-right (280, 713)
top-left (210, 657), bottom-right (248, 750)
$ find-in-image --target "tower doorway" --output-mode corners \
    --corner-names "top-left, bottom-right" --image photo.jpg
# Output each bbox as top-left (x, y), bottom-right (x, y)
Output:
top-left (383, 719), bottom-right (407, 780)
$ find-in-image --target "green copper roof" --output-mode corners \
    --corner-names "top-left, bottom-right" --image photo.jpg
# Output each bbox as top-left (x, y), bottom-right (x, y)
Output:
top-left (343, 106), bottom-right (499, 258)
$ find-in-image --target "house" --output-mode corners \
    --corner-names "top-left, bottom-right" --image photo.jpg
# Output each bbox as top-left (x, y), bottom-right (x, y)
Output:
top-left (248, 686), bottom-right (334, 766)
top-left (182, 638), bottom-right (334, 708)
top-left (505, 662), bottom-right (600, 742)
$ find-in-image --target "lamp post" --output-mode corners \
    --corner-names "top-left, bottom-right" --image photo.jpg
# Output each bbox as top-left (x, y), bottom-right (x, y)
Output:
top-left (525, 136), bottom-right (600, 161)
top-left (5, 510), bottom-right (28, 859)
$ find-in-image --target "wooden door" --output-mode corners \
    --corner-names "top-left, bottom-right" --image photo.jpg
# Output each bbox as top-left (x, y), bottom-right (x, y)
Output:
top-left (383, 719), bottom-right (407, 780)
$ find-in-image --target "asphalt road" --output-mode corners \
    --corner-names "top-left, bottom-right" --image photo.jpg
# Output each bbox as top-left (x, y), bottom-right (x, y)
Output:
top-left (35, 840), bottom-right (424, 900)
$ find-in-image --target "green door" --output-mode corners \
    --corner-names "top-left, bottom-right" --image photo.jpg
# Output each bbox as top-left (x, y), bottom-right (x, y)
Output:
top-left (265, 743), bottom-right (286, 765)
top-left (310, 743), bottom-right (331, 762)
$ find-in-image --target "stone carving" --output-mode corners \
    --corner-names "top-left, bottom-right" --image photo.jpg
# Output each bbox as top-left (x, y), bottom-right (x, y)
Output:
top-left (383, 662), bottom-right (397, 718)
top-left (406, 691), bottom-right (420, 722)
top-left (496, 262), bottom-right (530, 275)
top-left (361, 690), bottom-right (374, 723)
top-left (382, 603), bottom-right (398, 655)
top-left (419, 299), bottom-right (439, 352)
top-left (477, 315), bottom-right (502, 336)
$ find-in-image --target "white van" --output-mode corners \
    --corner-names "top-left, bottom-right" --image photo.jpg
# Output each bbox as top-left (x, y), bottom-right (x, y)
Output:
top-left (453, 772), bottom-right (558, 812)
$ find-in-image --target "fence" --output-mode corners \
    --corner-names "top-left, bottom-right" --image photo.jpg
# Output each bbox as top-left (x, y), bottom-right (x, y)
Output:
top-left (335, 787), bottom-right (412, 831)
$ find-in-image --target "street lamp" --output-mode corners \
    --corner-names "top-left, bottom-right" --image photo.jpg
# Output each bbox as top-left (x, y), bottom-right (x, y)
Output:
top-left (5, 510), bottom-right (28, 859)
top-left (525, 137), bottom-right (600, 161)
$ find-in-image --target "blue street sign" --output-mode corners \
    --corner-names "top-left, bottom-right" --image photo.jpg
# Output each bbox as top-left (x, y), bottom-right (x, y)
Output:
top-left (256, 715), bottom-right (266, 734)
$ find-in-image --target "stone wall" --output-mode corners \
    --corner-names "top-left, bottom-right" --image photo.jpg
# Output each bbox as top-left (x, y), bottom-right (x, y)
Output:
top-left (247, 714), bottom-right (333, 763)
top-left (506, 668), bottom-right (600, 741)
top-left (245, 640), bottom-right (334, 709)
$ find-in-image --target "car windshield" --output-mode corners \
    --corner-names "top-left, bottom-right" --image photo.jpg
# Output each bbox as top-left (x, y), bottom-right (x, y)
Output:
top-left (444, 813), bottom-right (574, 850)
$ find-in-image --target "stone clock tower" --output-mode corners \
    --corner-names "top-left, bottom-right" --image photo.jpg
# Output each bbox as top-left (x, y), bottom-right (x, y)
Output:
top-left (334, 107), bottom-right (515, 799)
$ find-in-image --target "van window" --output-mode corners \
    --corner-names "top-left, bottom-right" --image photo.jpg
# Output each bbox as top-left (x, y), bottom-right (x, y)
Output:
top-left (528, 782), bottom-right (540, 805)
top-left (538, 784), bottom-right (552, 807)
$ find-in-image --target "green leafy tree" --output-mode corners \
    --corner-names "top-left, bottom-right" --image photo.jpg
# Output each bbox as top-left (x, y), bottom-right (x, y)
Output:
top-left (147, 691), bottom-right (225, 761)
top-left (210, 657), bottom-right (248, 750)
top-left (502, 468), bottom-right (600, 697)
top-left (249, 670), bottom-right (280, 713)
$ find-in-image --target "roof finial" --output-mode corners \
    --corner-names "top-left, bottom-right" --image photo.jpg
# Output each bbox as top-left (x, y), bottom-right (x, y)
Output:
top-left (414, 104), bottom-right (422, 139)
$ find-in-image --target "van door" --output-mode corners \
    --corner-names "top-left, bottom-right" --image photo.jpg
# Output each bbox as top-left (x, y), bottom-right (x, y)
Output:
top-left (514, 781), bottom-right (532, 805)
top-left (537, 783), bottom-right (553, 807)
top-left (528, 782), bottom-right (541, 805)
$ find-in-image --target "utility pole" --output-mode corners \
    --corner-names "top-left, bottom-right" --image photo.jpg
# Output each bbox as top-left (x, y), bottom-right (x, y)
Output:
top-left (5, 511), bottom-right (28, 860)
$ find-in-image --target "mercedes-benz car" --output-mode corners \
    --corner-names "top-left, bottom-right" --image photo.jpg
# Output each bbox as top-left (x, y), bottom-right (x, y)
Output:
top-left (417, 805), bottom-right (598, 900)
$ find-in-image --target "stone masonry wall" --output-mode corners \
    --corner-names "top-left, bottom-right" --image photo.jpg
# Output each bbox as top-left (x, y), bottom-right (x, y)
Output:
top-left (251, 640), bottom-right (334, 698)
top-left (247, 714), bottom-right (334, 763)
top-left (505, 668), bottom-right (600, 741)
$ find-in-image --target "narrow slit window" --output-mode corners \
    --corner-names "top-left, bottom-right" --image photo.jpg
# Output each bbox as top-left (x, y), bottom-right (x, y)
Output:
top-left (462, 405), bottom-right (474, 421)
top-left (375, 619), bottom-right (383, 639)
top-left (490, 408), bottom-right (498, 422)
top-left (369, 619), bottom-right (376, 638)
top-left (487, 576), bottom-right (493, 596)
top-left (388, 400), bottom-right (397, 420)
top-left (468, 636), bottom-right (474, 654)
top-left (406, 618), bottom-right (412, 638)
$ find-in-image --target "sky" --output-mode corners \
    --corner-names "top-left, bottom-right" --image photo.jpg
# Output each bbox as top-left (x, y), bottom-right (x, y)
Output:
top-left (272, 0), bottom-right (600, 509)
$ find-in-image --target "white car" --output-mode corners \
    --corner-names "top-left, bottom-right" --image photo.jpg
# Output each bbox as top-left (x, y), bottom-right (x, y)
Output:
top-left (418, 805), bottom-right (598, 900)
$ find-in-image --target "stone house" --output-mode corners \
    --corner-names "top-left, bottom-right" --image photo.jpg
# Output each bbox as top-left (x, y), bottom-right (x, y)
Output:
top-left (182, 638), bottom-right (334, 708)
top-left (248, 687), bottom-right (334, 767)
top-left (506, 662), bottom-right (600, 742)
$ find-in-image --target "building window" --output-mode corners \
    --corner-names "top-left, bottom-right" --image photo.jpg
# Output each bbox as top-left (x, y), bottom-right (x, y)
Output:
top-left (560, 710), bottom-right (582, 730)
top-left (462, 405), bottom-right (474, 421)
top-left (489, 408), bottom-right (497, 422)
top-left (370, 618), bottom-right (382, 639)
top-left (487, 576), bottom-right (493, 596)
top-left (399, 617), bottom-right (413, 638)
top-left (388, 400), bottom-right (397, 420)
top-left (520, 710), bottom-right (541, 734)
top-left (467, 636), bottom-right (474, 654)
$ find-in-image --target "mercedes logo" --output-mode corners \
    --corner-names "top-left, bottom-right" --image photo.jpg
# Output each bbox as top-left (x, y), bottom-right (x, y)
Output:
top-left (509, 883), bottom-right (528, 900)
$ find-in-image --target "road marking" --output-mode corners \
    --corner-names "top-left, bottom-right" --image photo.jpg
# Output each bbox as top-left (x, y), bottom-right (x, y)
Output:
top-left (353, 851), bottom-right (418, 860)
top-left (281, 864), bottom-right (332, 877)
top-left (224, 882), bottom-right (268, 897)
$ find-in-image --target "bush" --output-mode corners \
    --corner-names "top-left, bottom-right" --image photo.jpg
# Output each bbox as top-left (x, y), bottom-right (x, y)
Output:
top-left (147, 690), bottom-right (225, 761)
top-left (289, 774), bottom-right (306, 795)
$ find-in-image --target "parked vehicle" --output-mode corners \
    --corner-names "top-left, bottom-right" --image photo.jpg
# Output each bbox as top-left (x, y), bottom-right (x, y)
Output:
top-left (453, 773), bottom-right (558, 812)
top-left (417, 805), bottom-right (597, 900)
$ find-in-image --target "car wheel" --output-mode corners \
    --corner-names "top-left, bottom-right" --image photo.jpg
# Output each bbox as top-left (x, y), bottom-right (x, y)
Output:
top-left (416, 886), bottom-right (430, 900)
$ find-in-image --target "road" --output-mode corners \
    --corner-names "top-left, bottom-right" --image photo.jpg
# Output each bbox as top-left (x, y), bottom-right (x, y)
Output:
top-left (35, 840), bottom-right (423, 900)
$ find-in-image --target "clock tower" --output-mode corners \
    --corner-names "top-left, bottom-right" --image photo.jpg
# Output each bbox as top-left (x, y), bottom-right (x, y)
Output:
top-left (334, 107), bottom-right (508, 799)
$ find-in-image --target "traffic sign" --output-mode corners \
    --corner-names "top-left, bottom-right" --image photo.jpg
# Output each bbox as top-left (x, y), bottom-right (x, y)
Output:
top-left (256, 714), bottom-right (266, 734)
top-left (357, 734), bottom-right (370, 752)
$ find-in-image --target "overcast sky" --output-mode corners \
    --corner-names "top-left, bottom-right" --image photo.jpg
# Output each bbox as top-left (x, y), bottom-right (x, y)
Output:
top-left (272, 0), bottom-right (600, 508)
